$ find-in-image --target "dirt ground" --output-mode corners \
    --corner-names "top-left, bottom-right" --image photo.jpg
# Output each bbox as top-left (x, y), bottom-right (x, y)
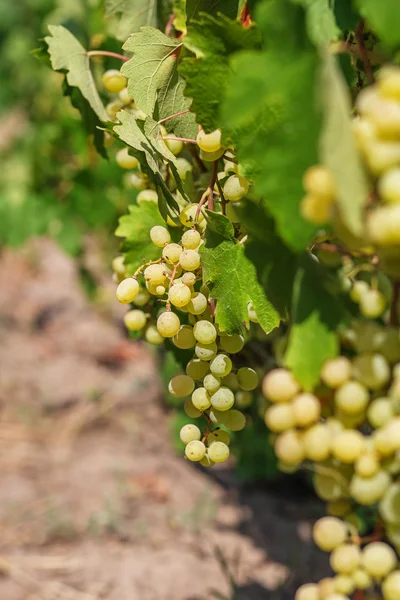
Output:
top-left (0, 238), bottom-right (330, 600)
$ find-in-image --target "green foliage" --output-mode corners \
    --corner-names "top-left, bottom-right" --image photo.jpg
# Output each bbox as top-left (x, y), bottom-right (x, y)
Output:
top-left (294, 0), bottom-right (339, 45)
top-left (105, 0), bottom-right (158, 41)
top-left (356, 0), bottom-right (400, 47)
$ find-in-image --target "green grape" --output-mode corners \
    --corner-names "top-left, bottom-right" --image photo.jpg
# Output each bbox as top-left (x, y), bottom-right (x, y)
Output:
top-left (361, 542), bottom-right (397, 578)
top-left (173, 325), bottom-right (196, 350)
top-left (112, 256), bottom-right (126, 279)
top-left (333, 575), bottom-right (354, 596)
top-left (379, 328), bottom-right (400, 362)
top-left (303, 424), bottom-right (331, 462)
top-left (353, 353), bottom-right (390, 390)
top-left (162, 243), bottom-right (183, 264)
top-left (157, 311), bottom-right (180, 337)
top-left (303, 164), bottom-right (336, 200)
top-left (123, 309), bottom-right (147, 331)
top-left (367, 205), bottom-right (400, 245)
top-left (355, 452), bottom-right (379, 477)
top-left (327, 500), bottom-right (352, 518)
top-left (146, 282), bottom-right (166, 296)
top-left (103, 69), bottom-right (126, 93)
top-left (265, 403), bottom-right (295, 433)
top-left (292, 393), bottom-right (321, 427)
top-left (349, 470), bottom-right (391, 505)
top-left (262, 368), bottom-right (300, 403)
top-left (175, 157), bottom-right (192, 181)
top-left (168, 283), bottom-right (192, 308)
top-left (321, 356), bottom-right (352, 388)
top-left (210, 387), bottom-right (235, 411)
top-left (207, 429), bottom-right (231, 445)
top-left (208, 441), bottom-right (230, 463)
top-left (210, 354), bottom-right (232, 378)
top-left (118, 87), bottom-right (131, 104)
top-left (191, 387), bottom-right (211, 411)
top-left (222, 372), bottom-right (239, 391)
top-left (379, 482), bottom-right (400, 525)
top-left (180, 203), bottom-right (204, 227)
top-left (184, 398), bottom-right (202, 418)
top-left (180, 424), bottom-right (201, 444)
top-left (196, 128), bottom-right (222, 153)
top-left (351, 568), bottom-right (372, 590)
top-left (219, 334), bottom-right (245, 354)
top-left (193, 320), bottom-right (217, 344)
top-left (186, 358), bottom-right (210, 380)
top-left (295, 584), bottom-right (320, 600)
top-left (203, 373), bottom-right (221, 394)
top-left (106, 100), bottom-right (124, 121)
top-left (195, 341), bottom-right (218, 361)
top-left (182, 229), bottom-right (201, 250)
top-left (330, 543), bottom-right (361, 574)
top-left (128, 172), bottom-right (147, 190)
top-left (223, 174), bottom-right (249, 202)
top-left (235, 390), bottom-right (253, 408)
top-left (116, 278), bottom-right (139, 303)
top-left (199, 148), bottom-right (225, 161)
top-left (133, 289), bottom-right (150, 307)
top-left (150, 226), bottom-right (170, 247)
top-left (368, 397), bottom-right (394, 428)
top-left (332, 430), bottom-right (364, 463)
top-left (334, 381), bottom-right (369, 415)
top-left (187, 292), bottom-right (208, 315)
top-left (350, 281), bottom-right (369, 304)
top-left (236, 367), bottom-right (258, 391)
top-left (137, 189), bottom-right (158, 204)
top-left (313, 517), bottom-right (348, 552)
top-left (359, 288), bottom-right (387, 318)
top-left (168, 374), bottom-right (195, 398)
top-left (378, 167), bottom-right (400, 204)
top-left (383, 571), bottom-right (400, 600)
top-left (275, 430), bottom-right (305, 465)
top-left (211, 409), bottom-right (246, 431)
top-left (185, 440), bottom-right (206, 461)
top-left (164, 135), bottom-right (183, 155)
top-left (144, 263), bottom-right (166, 285)
top-left (300, 193), bottom-right (331, 224)
top-left (116, 147), bottom-right (139, 170)
top-left (200, 453), bottom-right (215, 467)
top-left (144, 325), bottom-right (164, 345)
top-left (313, 469), bottom-right (348, 502)
top-left (179, 249), bottom-right (201, 271)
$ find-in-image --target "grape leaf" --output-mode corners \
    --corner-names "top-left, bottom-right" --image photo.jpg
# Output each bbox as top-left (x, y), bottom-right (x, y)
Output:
top-left (356, 0), bottom-right (400, 47)
top-left (116, 201), bottom-right (164, 271)
top-left (174, 0), bottom-right (238, 32)
top-left (201, 212), bottom-right (280, 335)
top-left (293, 0), bottom-right (339, 45)
top-left (179, 13), bottom-right (261, 132)
top-left (221, 0), bottom-right (320, 251)
top-left (121, 28), bottom-right (197, 138)
top-left (284, 256), bottom-right (342, 390)
top-left (45, 25), bottom-right (108, 122)
top-left (334, 0), bottom-right (360, 30)
top-left (105, 0), bottom-right (158, 41)
top-left (320, 53), bottom-right (368, 237)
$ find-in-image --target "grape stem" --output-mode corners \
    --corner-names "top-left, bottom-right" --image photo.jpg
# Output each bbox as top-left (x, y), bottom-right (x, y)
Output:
top-left (188, 146), bottom-right (207, 173)
top-left (157, 109), bottom-right (190, 125)
top-left (165, 13), bottom-right (175, 36)
top-left (221, 153), bottom-right (238, 164)
top-left (215, 177), bottom-right (227, 214)
top-left (354, 591), bottom-right (365, 600)
top-left (167, 263), bottom-right (179, 288)
top-left (390, 281), bottom-right (400, 326)
top-left (195, 160), bottom-right (219, 222)
top-left (201, 411), bottom-right (213, 443)
top-left (164, 136), bottom-right (197, 144)
top-left (133, 258), bottom-right (162, 278)
top-left (87, 50), bottom-right (129, 62)
top-left (355, 19), bottom-right (375, 84)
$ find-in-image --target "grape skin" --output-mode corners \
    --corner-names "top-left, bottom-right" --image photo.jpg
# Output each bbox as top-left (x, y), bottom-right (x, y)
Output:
top-left (157, 311), bottom-right (180, 338)
top-left (150, 226), bottom-right (170, 247)
top-left (210, 387), bottom-right (235, 411)
top-left (292, 393), bottom-right (321, 427)
top-left (124, 309), bottom-right (147, 331)
top-left (116, 147), bottom-right (139, 169)
top-left (116, 278), bottom-right (139, 303)
top-left (382, 570), bottom-right (400, 600)
top-left (196, 129), bottom-right (222, 153)
top-left (184, 398), bottom-right (202, 418)
top-left (208, 441), bottom-right (230, 463)
top-left (162, 243), bottom-right (183, 264)
top-left (361, 542), bottom-right (397, 578)
top-left (187, 292), bottom-right (208, 315)
top-left (168, 283), bottom-right (192, 308)
top-left (195, 341), bottom-right (218, 361)
top-left (262, 369), bottom-right (300, 403)
top-left (237, 367), bottom-right (258, 391)
top-left (321, 357), bottom-right (352, 388)
top-left (330, 543), bottom-right (361, 574)
top-left (211, 409), bottom-right (246, 431)
top-left (186, 358), bottom-right (210, 380)
top-left (210, 354), bottom-right (232, 377)
top-left (334, 381), bottom-right (369, 415)
top-left (223, 174), bottom-right (249, 202)
top-left (265, 403), bottom-right (295, 433)
top-left (193, 320), bottom-right (217, 344)
top-left (179, 249), bottom-right (201, 271)
top-left (145, 325), bottom-right (164, 345)
top-left (295, 583), bottom-right (320, 600)
top-left (191, 387), bottom-right (211, 411)
top-left (180, 424), bottom-right (201, 444)
top-left (219, 334), bottom-right (245, 354)
top-left (275, 430), bottom-right (305, 465)
top-left (103, 69), bottom-right (126, 93)
top-left (168, 375), bottom-right (195, 398)
top-left (313, 517), bottom-right (348, 552)
top-left (185, 440), bottom-right (206, 461)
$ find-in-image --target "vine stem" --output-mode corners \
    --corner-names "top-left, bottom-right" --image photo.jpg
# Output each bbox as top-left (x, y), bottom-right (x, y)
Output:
top-left (164, 136), bottom-right (197, 144)
top-left (158, 109), bottom-right (190, 125)
top-left (390, 281), bottom-right (400, 326)
top-left (87, 50), bottom-right (129, 62)
top-left (355, 19), bottom-right (374, 84)
top-left (133, 258), bottom-right (162, 278)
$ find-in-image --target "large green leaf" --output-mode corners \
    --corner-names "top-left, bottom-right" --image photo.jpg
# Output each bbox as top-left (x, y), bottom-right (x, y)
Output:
top-left (320, 54), bottom-right (368, 237)
top-left (284, 256), bottom-right (342, 390)
top-left (201, 212), bottom-right (280, 334)
top-left (45, 25), bottom-right (108, 122)
top-left (221, 0), bottom-right (320, 251)
top-left (121, 28), bottom-right (197, 138)
top-left (179, 14), bottom-right (261, 132)
top-left (105, 0), bottom-right (157, 41)
top-left (356, 0), bottom-right (400, 48)
top-left (173, 0), bottom-right (238, 32)
top-left (294, 0), bottom-right (339, 45)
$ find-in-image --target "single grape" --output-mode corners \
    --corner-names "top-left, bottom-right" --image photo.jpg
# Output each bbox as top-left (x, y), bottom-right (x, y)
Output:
top-left (157, 311), bottom-right (180, 337)
top-left (180, 203), bottom-right (204, 227)
top-left (350, 470), bottom-right (391, 505)
top-left (116, 278), bottom-right (139, 303)
top-left (223, 174), bottom-right (249, 202)
top-left (368, 397), bottom-right (394, 428)
top-left (210, 387), bottom-right (235, 411)
top-left (196, 129), bottom-right (222, 153)
top-left (168, 283), bottom-right (192, 308)
top-left (145, 325), bottom-right (164, 345)
top-left (355, 452), bottom-right (379, 477)
top-left (204, 373), bottom-right (221, 394)
top-left (182, 229), bottom-right (201, 250)
top-left (191, 387), bottom-right (211, 411)
top-left (106, 100), bottom-right (124, 121)
top-left (208, 441), bottom-right (230, 463)
top-left (236, 367), bottom-right (258, 391)
top-left (116, 147), bottom-right (139, 170)
top-left (321, 356), bottom-right (352, 388)
top-left (330, 544), bottom-right (361, 574)
top-left (195, 341), bottom-right (218, 361)
top-left (303, 164), bottom-right (336, 199)
top-left (292, 393), bottom-right (321, 427)
top-left (318, 578), bottom-right (335, 598)
top-left (133, 289), bottom-right (150, 307)
top-left (137, 189), bottom-right (158, 204)
top-left (181, 272), bottom-right (196, 287)
top-left (173, 325), bottom-right (196, 350)
top-left (332, 430), bottom-right (364, 463)
top-left (275, 430), bottom-right (305, 465)
top-left (219, 334), bottom-right (245, 354)
top-left (351, 568), bottom-right (372, 590)
top-left (333, 575), bottom-right (354, 596)
top-left (313, 517), bottom-right (348, 552)
top-left (128, 172), bottom-right (147, 190)
top-left (164, 135), bottom-right (183, 155)
top-left (378, 66), bottom-right (400, 100)
top-left (359, 288), bottom-right (386, 318)
top-left (383, 570), bottom-right (400, 600)
top-left (380, 482), bottom-right (400, 525)
top-left (168, 374), bottom-right (195, 398)
top-left (379, 328), bottom-right (400, 363)
top-left (334, 381), bottom-right (369, 415)
top-left (186, 358), bottom-right (210, 380)
top-left (353, 353), bottom-right (390, 390)
top-left (124, 309), bottom-right (147, 331)
top-left (112, 256), bottom-right (126, 279)
top-left (222, 373), bottom-right (239, 391)
top-left (361, 542), bottom-right (397, 578)
top-left (144, 263), bottom-right (166, 285)
top-left (150, 225), bottom-right (170, 247)
top-left (211, 409), bottom-right (246, 431)
top-left (265, 403), bottom-right (295, 433)
top-left (175, 157), bottom-right (192, 181)
top-left (207, 429), bottom-right (230, 445)
top-left (199, 147), bottom-right (225, 162)
top-left (193, 320), bottom-right (217, 344)
top-left (103, 69), bottom-right (126, 93)
top-left (210, 354), bottom-right (232, 378)
top-left (162, 243), bottom-right (183, 264)
top-left (262, 368), bottom-right (300, 403)
top-left (303, 424), bottom-right (331, 462)
top-left (235, 390), bottom-right (253, 408)
top-left (118, 87), bottom-right (131, 104)
top-left (295, 583), bottom-right (320, 600)
top-left (300, 193), bottom-right (332, 224)
top-left (179, 249), bottom-right (201, 271)
top-left (327, 500), bottom-right (352, 518)
top-left (313, 465), bottom-right (349, 502)
top-left (180, 424), bottom-right (201, 445)
top-left (185, 440), bottom-right (206, 461)
top-left (187, 292), bottom-right (208, 315)
top-left (184, 398), bottom-right (202, 418)
top-left (367, 205), bottom-right (400, 245)
top-left (200, 453), bottom-right (215, 467)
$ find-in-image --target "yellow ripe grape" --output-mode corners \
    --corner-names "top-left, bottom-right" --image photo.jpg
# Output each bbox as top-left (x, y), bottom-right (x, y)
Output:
top-left (353, 353), bottom-right (390, 390)
top-left (162, 243), bottom-right (183, 264)
top-left (133, 289), bottom-right (150, 307)
top-left (150, 225), bottom-right (170, 247)
top-left (168, 283), bottom-right (192, 308)
top-left (303, 424), bottom-right (331, 462)
top-left (292, 393), bottom-right (321, 427)
top-left (332, 430), bottom-right (364, 463)
top-left (112, 255), bottom-right (126, 279)
top-left (378, 167), bottom-right (400, 204)
top-left (295, 583), bottom-right (320, 600)
top-left (321, 356), bottom-right (352, 388)
top-left (262, 368), bottom-right (300, 403)
top-left (334, 575), bottom-right (354, 596)
top-left (193, 320), bottom-right (217, 344)
top-left (195, 341), bottom-right (218, 361)
top-left (367, 205), bottom-right (400, 245)
top-left (383, 571), bottom-right (400, 600)
top-left (380, 482), bottom-right (400, 526)
top-left (350, 280), bottom-right (369, 303)
top-left (118, 87), bottom-right (131, 104)
top-left (185, 440), bottom-right (206, 461)
top-left (300, 193), bottom-right (332, 224)
top-left (137, 189), bottom-right (158, 204)
top-left (208, 441), bottom-right (230, 463)
top-left (313, 517), bottom-right (348, 552)
top-left (179, 249), bottom-right (201, 272)
top-left (173, 325), bottom-right (196, 350)
top-left (144, 263), bottom-right (166, 286)
top-left (367, 97), bottom-right (400, 139)
top-left (145, 325), bottom-right (164, 345)
top-left (196, 128), bottom-right (222, 153)
top-left (116, 277), bottom-right (139, 304)
top-left (223, 174), bottom-right (249, 202)
top-left (264, 403), bottom-right (295, 433)
top-left (210, 387), bottom-right (235, 411)
top-left (191, 387), bottom-right (211, 411)
top-left (106, 100), bottom-right (124, 121)
top-left (303, 165), bottom-right (336, 200)
top-left (318, 578), bottom-right (335, 599)
top-left (207, 429), bottom-right (230, 446)
top-left (175, 157), bottom-right (192, 181)
top-left (334, 381), bottom-right (369, 415)
top-left (355, 452), bottom-right (380, 478)
top-left (184, 398), bottom-right (202, 418)
top-left (157, 311), bottom-right (180, 338)
top-left (203, 373), bottom-right (221, 394)
top-left (210, 354), bottom-right (232, 378)
top-left (180, 203), bottom-right (204, 227)
top-left (168, 374), bottom-right (195, 398)
top-left (378, 66), bottom-right (400, 101)
top-left (103, 69), bottom-right (126, 93)
top-left (351, 568), bottom-right (372, 590)
top-left (373, 427), bottom-right (396, 457)
top-left (330, 543), bottom-right (361, 574)
top-left (200, 147), bottom-right (225, 162)
top-left (146, 281), bottom-right (166, 296)
top-left (350, 470), bottom-right (391, 505)
top-left (361, 542), bottom-right (397, 578)
top-left (187, 292), bottom-right (208, 315)
top-left (359, 288), bottom-right (386, 319)
top-left (164, 135), bottom-right (183, 156)
top-left (180, 424), bottom-right (201, 445)
top-left (182, 229), bottom-right (201, 250)
top-left (275, 430), bottom-right (305, 465)
top-left (364, 138), bottom-right (400, 176)
top-left (367, 397), bottom-right (394, 428)
top-left (116, 147), bottom-right (139, 170)
top-left (128, 172), bottom-right (147, 190)
top-left (182, 272), bottom-right (196, 286)
top-left (124, 309), bottom-right (147, 331)
top-left (385, 417), bottom-right (400, 451)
